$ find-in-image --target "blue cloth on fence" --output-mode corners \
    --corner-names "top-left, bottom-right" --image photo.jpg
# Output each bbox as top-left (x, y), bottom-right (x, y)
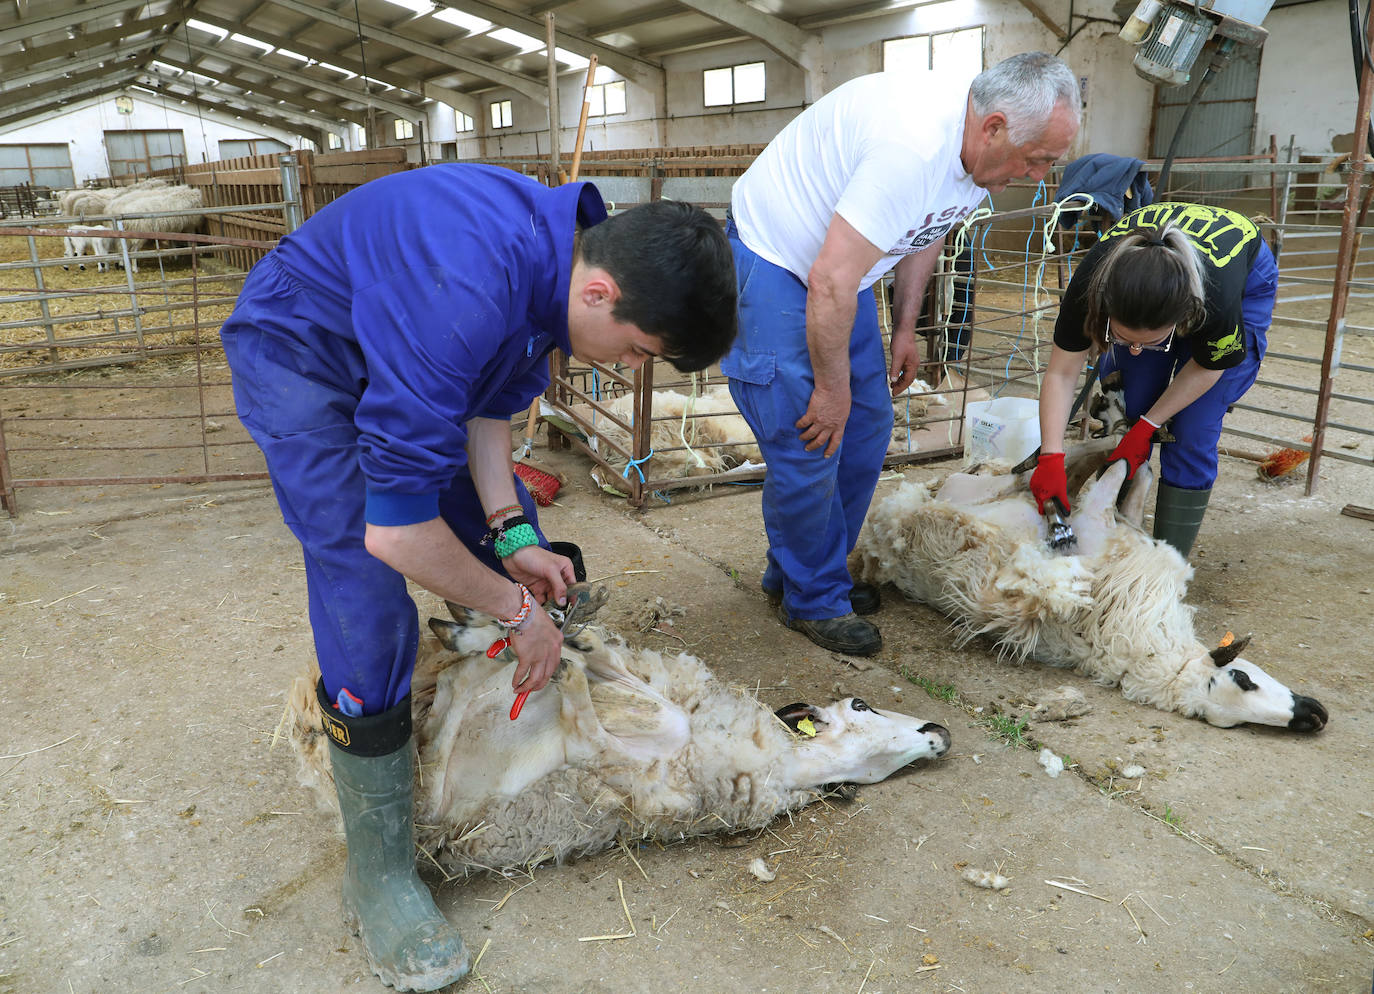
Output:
top-left (1055, 153), bottom-right (1155, 229)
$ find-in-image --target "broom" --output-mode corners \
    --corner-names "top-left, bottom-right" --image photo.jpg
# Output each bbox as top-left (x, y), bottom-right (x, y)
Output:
top-left (511, 57), bottom-right (600, 508)
top-left (513, 395), bottom-right (566, 506)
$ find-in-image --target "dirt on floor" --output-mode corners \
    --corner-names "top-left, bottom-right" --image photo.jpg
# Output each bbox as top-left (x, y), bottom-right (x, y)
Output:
top-left (2, 372), bottom-right (1372, 994)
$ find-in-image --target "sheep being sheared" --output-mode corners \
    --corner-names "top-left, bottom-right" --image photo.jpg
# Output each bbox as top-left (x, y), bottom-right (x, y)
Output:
top-left (287, 598), bottom-right (951, 874)
top-left (855, 457), bottom-right (1327, 732)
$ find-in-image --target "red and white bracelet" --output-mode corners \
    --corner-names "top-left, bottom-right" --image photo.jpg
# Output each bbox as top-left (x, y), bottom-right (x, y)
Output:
top-left (498, 583), bottom-right (536, 631)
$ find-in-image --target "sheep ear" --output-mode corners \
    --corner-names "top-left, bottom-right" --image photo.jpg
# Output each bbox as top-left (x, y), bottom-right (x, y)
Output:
top-left (444, 600), bottom-right (474, 624)
top-left (775, 703), bottom-right (827, 735)
top-left (1210, 633), bottom-right (1253, 667)
top-left (427, 616), bottom-right (463, 651)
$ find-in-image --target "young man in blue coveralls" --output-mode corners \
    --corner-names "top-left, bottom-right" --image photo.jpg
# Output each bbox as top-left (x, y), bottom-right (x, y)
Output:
top-left (725, 52), bottom-right (1081, 656)
top-left (220, 163), bottom-right (736, 992)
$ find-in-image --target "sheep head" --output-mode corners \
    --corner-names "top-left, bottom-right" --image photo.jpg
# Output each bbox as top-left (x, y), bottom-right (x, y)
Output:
top-left (1183, 635), bottom-right (1328, 732)
top-left (774, 699), bottom-right (951, 784)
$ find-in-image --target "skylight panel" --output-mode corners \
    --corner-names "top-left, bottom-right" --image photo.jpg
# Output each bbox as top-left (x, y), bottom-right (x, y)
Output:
top-left (433, 9), bottom-right (490, 33)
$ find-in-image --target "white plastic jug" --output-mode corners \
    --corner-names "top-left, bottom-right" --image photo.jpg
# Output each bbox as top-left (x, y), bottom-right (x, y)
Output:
top-left (964, 396), bottom-right (1041, 465)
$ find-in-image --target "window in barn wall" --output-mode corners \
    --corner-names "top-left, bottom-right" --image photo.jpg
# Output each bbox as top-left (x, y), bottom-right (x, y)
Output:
top-left (455, 110), bottom-right (475, 133)
top-left (703, 62), bottom-right (765, 107)
top-left (105, 129), bottom-right (187, 178)
top-left (0, 143), bottom-right (76, 189)
top-left (327, 132), bottom-right (344, 150)
top-left (883, 27), bottom-right (984, 74)
top-left (587, 80), bottom-right (627, 117)
top-left (490, 99), bottom-right (513, 129)
top-left (394, 119), bottom-right (415, 141)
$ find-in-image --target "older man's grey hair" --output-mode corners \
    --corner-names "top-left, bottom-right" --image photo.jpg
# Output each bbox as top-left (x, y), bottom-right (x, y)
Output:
top-left (970, 52), bottom-right (1081, 145)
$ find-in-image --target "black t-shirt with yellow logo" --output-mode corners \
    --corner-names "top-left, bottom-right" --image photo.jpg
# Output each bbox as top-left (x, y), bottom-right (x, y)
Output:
top-left (1053, 202), bottom-right (1263, 370)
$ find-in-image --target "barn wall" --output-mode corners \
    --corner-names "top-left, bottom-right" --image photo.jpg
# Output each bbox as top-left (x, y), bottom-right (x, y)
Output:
top-left (0, 91), bottom-right (317, 186)
top-left (1255, 1), bottom-right (1357, 156)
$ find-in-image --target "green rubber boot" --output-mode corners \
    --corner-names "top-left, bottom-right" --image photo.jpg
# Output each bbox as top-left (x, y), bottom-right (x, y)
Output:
top-left (319, 681), bottom-right (470, 992)
top-left (1153, 482), bottom-right (1212, 559)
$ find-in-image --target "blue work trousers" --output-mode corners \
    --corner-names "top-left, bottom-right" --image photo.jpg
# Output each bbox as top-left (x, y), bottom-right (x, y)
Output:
top-left (1099, 242), bottom-right (1277, 490)
top-left (222, 319), bottom-right (547, 715)
top-left (722, 223), bottom-right (894, 620)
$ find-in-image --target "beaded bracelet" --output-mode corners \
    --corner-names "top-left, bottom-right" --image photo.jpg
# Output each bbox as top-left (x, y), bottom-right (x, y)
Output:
top-left (485, 503), bottom-right (522, 526)
top-left (497, 583), bottom-right (535, 630)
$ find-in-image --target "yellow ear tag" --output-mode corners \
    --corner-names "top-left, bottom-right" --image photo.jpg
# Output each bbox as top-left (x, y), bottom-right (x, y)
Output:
top-left (1218, 631), bottom-right (1235, 648)
top-left (797, 716), bottom-right (817, 738)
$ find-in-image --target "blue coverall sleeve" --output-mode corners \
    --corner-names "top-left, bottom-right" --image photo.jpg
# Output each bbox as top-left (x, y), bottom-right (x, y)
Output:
top-left (350, 265), bottom-right (510, 525)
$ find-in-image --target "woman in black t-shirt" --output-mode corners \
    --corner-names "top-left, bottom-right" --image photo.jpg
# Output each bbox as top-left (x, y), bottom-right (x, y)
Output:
top-left (1029, 202), bottom-right (1278, 557)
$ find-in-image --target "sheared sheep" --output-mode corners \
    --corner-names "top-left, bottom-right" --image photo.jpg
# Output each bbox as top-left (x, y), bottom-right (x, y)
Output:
top-left (855, 455), bottom-right (1328, 732)
top-left (286, 598), bottom-right (952, 874)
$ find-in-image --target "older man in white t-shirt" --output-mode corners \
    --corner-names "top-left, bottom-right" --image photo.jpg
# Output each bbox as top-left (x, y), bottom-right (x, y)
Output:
top-left (725, 51), bottom-right (1081, 656)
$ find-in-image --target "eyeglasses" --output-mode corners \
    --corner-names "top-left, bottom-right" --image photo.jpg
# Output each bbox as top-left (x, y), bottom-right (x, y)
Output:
top-left (1106, 319), bottom-right (1175, 356)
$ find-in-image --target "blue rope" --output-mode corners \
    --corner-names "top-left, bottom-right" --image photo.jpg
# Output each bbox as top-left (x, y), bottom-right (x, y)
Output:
top-left (995, 180), bottom-right (1048, 399)
top-left (622, 449), bottom-right (655, 483)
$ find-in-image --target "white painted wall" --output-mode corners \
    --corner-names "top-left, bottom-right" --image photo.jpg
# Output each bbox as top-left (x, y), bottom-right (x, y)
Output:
top-left (1257, 1), bottom-right (1357, 155)
top-left (0, 89), bottom-right (321, 186)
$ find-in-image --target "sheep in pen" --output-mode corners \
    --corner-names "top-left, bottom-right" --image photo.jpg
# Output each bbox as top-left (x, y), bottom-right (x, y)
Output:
top-left (285, 593), bottom-right (952, 875)
top-left (855, 450), bottom-right (1328, 732)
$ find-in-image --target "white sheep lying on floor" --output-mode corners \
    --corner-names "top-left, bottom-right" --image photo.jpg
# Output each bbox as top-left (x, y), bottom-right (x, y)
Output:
top-left (287, 599), bottom-right (952, 874)
top-left (855, 457), bottom-right (1327, 732)
top-left (571, 385), bottom-right (762, 480)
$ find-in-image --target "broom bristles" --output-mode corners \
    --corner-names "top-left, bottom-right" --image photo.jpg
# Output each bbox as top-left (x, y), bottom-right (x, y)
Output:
top-left (515, 461), bottom-right (563, 505)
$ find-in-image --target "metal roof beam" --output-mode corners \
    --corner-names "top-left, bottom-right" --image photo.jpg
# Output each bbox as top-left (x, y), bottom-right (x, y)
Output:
top-left (581, 4), bottom-right (681, 36)
top-left (0, 67), bottom-right (141, 126)
top-left (0, 40), bottom-right (159, 95)
top-left (176, 39), bottom-right (420, 120)
top-left (152, 54), bottom-right (367, 126)
top-left (1, 11), bottom-right (178, 74)
top-left (0, 0), bottom-right (153, 46)
top-left (182, 10), bottom-right (480, 116)
top-left (671, 0), bottom-right (815, 67)
top-left (141, 64), bottom-right (345, 134)
top-left (263, 0), bottom-right (547, 103)
top-left (428, 1), bottom-right (663, 86)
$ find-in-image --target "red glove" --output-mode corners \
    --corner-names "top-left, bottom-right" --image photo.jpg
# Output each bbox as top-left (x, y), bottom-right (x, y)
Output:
top-left (1108, 416), bottom-right (1159, 479)
top-left (1029, 452), bottom-right (1070, 515)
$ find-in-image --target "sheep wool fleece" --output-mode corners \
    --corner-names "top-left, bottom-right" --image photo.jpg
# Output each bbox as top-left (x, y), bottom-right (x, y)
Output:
top-left (220, 164), bottom-right (607, 714)
top-left (724, 70), bottom-right (989, 620)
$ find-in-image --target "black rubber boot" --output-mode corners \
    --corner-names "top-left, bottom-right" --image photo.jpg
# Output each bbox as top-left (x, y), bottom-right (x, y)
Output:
top-left (764, 581), bottom-right (881, 616)
top-left (318, 681), bottom-right (470, 993)
top-left (776, 603), bottom-right (883, 656)
top-left (1153, 482), bottom-right (1212, 559)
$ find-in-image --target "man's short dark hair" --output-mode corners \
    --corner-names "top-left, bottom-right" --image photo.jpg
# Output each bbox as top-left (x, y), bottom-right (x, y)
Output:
top-left (577, 200), bottom-right (737, 372)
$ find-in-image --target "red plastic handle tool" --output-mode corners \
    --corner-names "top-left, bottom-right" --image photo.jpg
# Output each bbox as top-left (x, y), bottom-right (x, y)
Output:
top-left (487, 636), bottom-right (511, 658)
top-left (510, 690), bottom-right (530, 721)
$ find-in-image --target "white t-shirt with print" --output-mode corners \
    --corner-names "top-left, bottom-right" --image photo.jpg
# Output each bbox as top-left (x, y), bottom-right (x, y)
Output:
top-left (731, 70), bottom-right (989, 292)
